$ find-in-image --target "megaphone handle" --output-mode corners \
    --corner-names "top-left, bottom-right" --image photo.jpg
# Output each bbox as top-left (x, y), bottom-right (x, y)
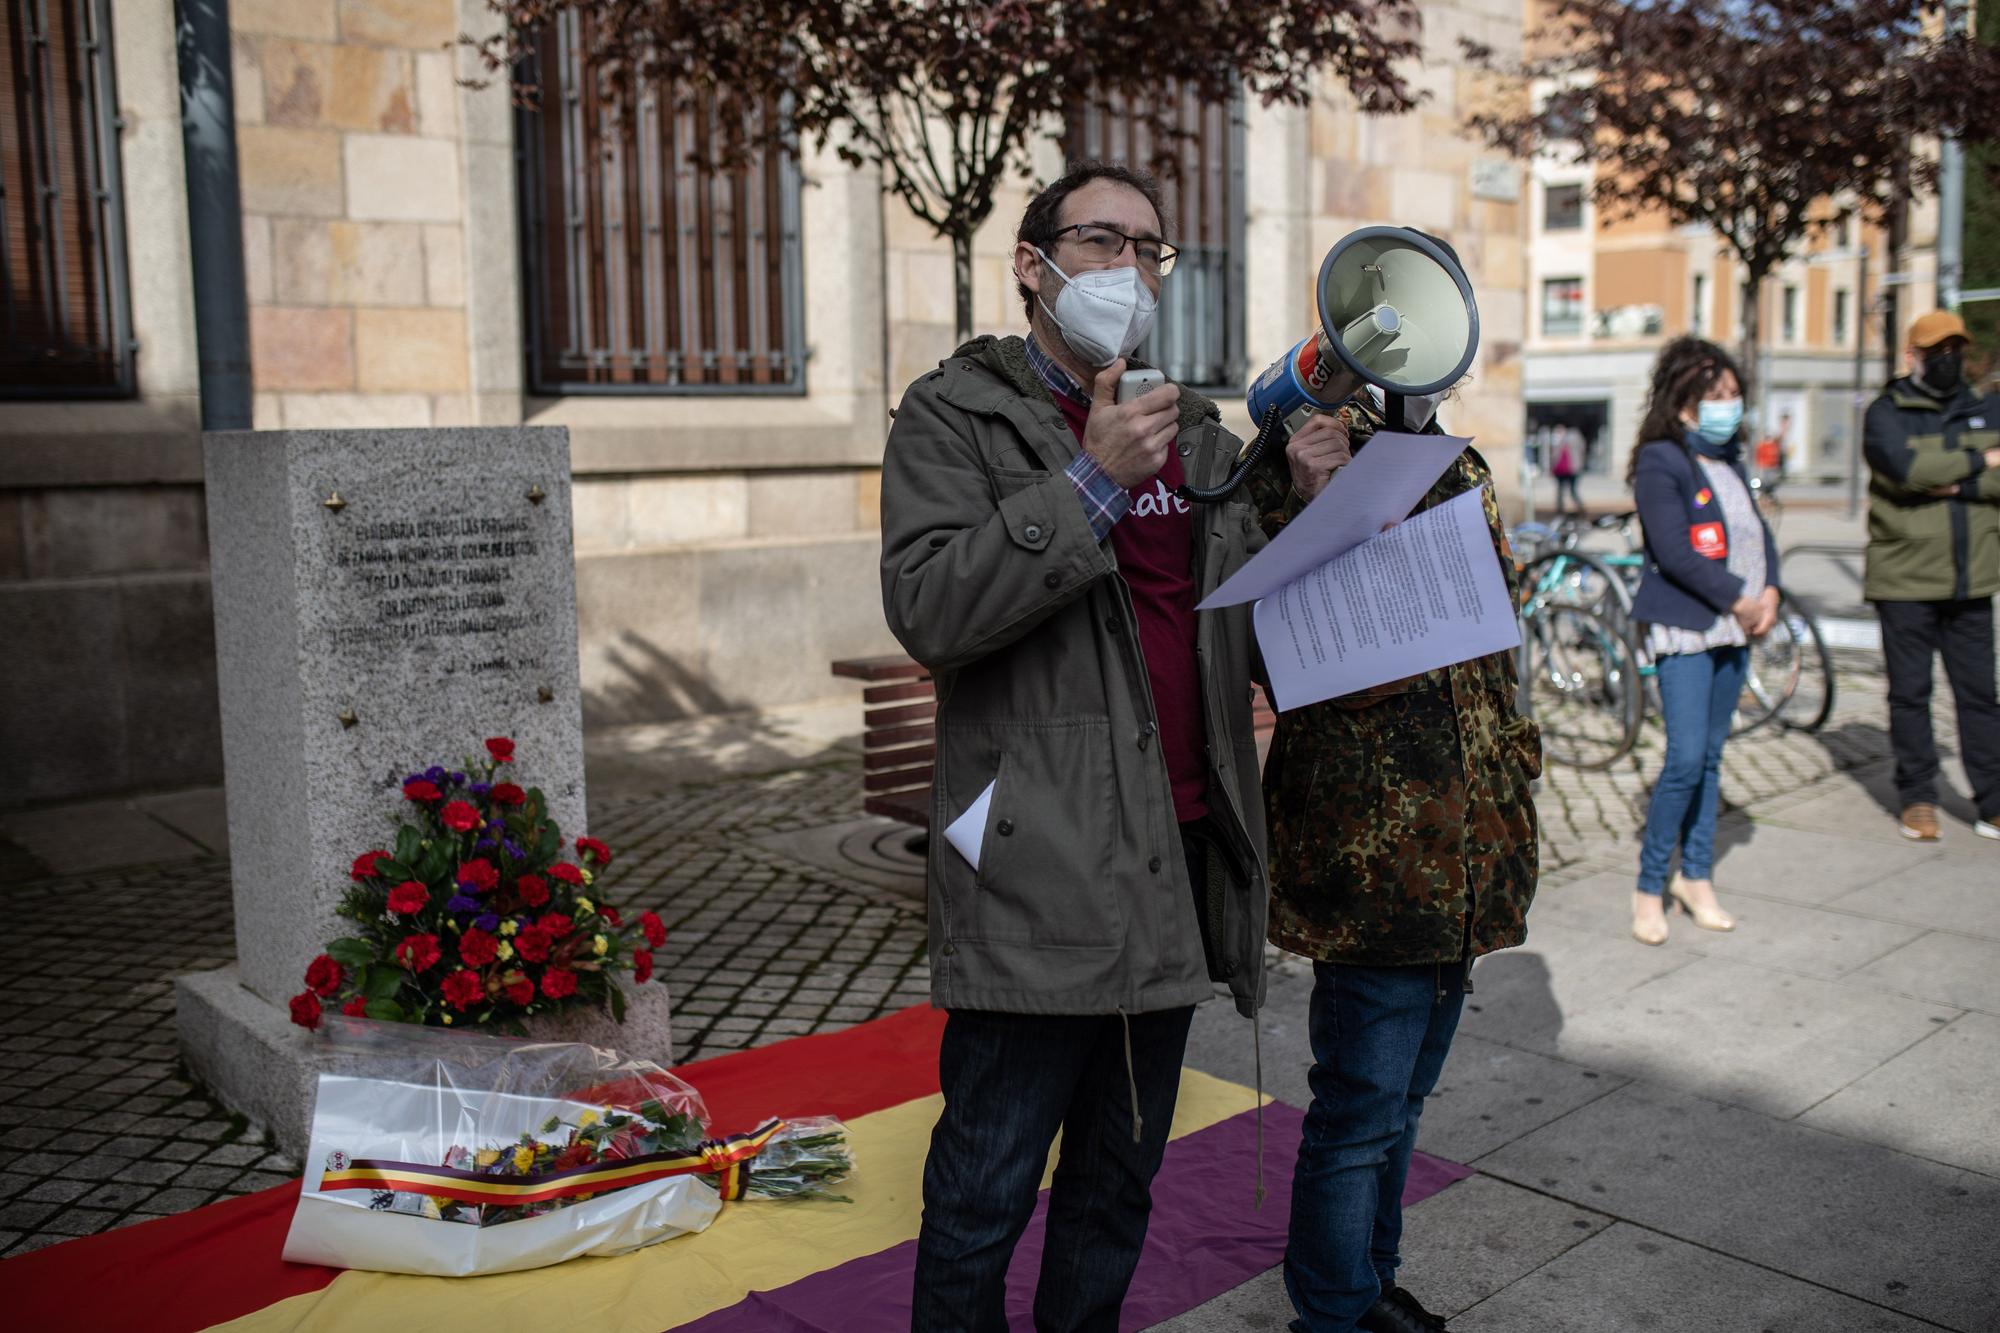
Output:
top-left (1175, 404), bottom-right (1288, 505)
top-left (1385, 391), bottom-right (1407, 432)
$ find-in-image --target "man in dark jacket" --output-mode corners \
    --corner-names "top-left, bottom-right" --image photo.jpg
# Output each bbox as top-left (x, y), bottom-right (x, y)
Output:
top-left (1248, 380), bottom-right (1541, 1333)
top-left (879, 162), bottom-right (1275, 1331)
top-left (1862, 310), bottom-right (2000, 843)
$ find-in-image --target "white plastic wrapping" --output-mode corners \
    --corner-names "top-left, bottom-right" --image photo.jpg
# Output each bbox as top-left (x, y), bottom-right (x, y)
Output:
top-left (283, 1075), bottom-right (722, 1276)
top-left (280, 1018), bottom-right (850, 1277)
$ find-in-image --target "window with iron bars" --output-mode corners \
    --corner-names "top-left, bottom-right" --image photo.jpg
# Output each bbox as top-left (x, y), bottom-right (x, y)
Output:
top-left (2, 0), bottom-right (134, 398)
top-left (515, 15), bottom-right (805, 395)
top-left (1062, 86), bottom-right (1245, 393)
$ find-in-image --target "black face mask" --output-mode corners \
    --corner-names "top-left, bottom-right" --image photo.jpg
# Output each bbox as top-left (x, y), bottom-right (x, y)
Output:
top-left (1920, 346), bottom-right (1964, 396)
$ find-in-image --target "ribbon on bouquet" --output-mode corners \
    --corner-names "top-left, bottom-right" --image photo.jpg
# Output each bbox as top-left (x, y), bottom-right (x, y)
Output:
top-left (318, 1118), bottom-right (786, 1206)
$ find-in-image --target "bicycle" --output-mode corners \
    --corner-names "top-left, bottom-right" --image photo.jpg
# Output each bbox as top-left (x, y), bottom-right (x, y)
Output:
top-left (1508, 510), bottom-right (1835, 763)
top-left (1515, 593), bottom-right (1643, 770)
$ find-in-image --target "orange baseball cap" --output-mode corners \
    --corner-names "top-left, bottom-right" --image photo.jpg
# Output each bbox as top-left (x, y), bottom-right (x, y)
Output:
top-left (1908, 310), bottom-right (1971, 350)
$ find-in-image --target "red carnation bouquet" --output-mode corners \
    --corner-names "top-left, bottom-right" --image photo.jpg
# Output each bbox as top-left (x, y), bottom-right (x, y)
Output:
top-left (290, 736), bottom-right (668, 1032)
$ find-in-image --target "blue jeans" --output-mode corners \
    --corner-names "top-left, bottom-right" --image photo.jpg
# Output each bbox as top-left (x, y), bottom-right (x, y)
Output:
top-left (911, 1005), bottom-right (1194, 1332)
top-left (1637, 645), bottom-right (1749, 894)
top-left (1285, 960), bottom-right (1468, 1332)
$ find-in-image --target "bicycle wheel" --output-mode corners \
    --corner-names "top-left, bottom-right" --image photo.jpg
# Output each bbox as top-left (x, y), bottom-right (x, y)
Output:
top-left (1523, 602), bottom-right (1642, 769)
top-left (1733, 605), bottom-right (1803, 737)
top-left (1775, 595), bottom-right (1836, 732)
top-left (1525, 550), bottom-right (1636, 635)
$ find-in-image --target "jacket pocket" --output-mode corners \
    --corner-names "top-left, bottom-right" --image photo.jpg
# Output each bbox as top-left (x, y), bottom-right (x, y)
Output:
top-left (934, 715), bottom-right (1122, 949)
top-left (1500, 712), bottom-right (1544, 782)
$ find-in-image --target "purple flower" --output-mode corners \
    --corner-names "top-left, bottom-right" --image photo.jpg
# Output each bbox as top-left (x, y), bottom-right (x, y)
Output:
top-left (503, 840), bottom-right (524, 860)
top-left (447, 893), bottom-right (480, 913)
top-left (470, 783), bottom-right (492, 798)
top-left (405, 771), bottom-right (424, 785)
top-left (425, 765), bottom-right (446, 783)
top-left (450, 771), bottom-right (466, 784)
top-left (474, 838), bottom-right (496, 853)
top-left (474, 913), bottom-right (500, 933)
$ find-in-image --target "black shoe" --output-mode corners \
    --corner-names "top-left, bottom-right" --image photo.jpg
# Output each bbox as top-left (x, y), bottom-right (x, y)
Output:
top-left (1357, 1285), bottom-right (1447, 1332)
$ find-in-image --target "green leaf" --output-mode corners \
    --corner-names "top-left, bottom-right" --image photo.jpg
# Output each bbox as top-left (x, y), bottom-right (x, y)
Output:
top-left (537, 823), bottom-right (561, 861)
top-left (365, 967), bottom-right (402, 1001)
top-left (364, 998), bottom-right (406, 1021)
top-left (325, 937), bottom-right (376, 968)
top-left (377, 860), bottom-right (413, 883)
top-left (396, 825), bottom-right (422, 865)
top-left (607, 979), bottom-right (627, 1025)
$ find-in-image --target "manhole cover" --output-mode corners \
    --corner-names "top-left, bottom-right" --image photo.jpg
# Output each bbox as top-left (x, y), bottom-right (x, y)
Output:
top-left (841, 823), bottom-right (929, 875)
top-left (752, 818), bottom-right (928, 903)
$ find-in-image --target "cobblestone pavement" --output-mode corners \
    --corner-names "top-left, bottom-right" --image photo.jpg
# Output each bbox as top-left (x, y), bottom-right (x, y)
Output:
top-left (0, 762), bottom-right (928, 1259)
top-left (0, 653), bottom-right (1917, 1259)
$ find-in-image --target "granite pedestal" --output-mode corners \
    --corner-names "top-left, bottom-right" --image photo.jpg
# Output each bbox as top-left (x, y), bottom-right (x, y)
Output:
top-left (176, 427), bottom-right (671, 1158)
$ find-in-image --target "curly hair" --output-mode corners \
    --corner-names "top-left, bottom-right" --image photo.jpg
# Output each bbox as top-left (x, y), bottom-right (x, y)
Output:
top-left (1627, 336), bottom-right (1747, 485)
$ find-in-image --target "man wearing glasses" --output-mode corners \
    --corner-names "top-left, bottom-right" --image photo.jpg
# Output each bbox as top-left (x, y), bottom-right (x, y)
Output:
top-left (881, 162), bottom-right (1336, 1329)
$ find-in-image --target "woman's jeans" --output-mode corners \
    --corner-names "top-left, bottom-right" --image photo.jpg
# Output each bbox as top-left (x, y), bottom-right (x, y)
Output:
top-left (1637, 644), bottom-right (1749, 894)
top-left (1285, 960), bottom-right (1468, 1332)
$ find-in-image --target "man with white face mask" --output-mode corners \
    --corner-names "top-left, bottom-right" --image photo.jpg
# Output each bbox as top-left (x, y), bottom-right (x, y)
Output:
top-left (879, 162), bottom-right (1275, 1330)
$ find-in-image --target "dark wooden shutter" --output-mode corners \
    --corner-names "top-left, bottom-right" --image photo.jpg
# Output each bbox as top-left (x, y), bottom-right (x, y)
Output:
top-left (1063, 85), bottom-right (1244, 391)
top-left (518, 15), bottom-right (804, 394)
top-left (2, 0), bottom-right (133, 397)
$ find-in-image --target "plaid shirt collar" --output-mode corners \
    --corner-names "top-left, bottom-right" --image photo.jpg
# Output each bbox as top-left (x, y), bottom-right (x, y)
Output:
top-left (1024, 334), bottom-right (1089, 406)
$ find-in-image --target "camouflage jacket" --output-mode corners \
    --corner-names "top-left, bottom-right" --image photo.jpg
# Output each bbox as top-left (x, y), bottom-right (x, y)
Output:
top-left (1247, 407), bottom-right (1541, 966)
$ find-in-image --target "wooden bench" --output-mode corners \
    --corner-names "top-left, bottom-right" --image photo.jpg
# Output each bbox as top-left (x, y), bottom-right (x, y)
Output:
top-left (832, 653), bottom-right (1278, 831)
top-left (832, 654), bottom-right (939, 828)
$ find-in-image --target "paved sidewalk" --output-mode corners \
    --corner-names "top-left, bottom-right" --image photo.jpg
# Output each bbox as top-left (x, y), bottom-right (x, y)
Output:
top-left (2, 498), bottom-right (1995, 1325)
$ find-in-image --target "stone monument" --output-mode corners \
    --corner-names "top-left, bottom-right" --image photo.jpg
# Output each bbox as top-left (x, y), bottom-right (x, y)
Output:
top-left (177, 427), bottom-right (670, 1158)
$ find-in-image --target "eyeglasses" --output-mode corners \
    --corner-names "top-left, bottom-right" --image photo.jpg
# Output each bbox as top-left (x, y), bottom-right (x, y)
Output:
top-left (1048, 223), bottom-right (1179, 277)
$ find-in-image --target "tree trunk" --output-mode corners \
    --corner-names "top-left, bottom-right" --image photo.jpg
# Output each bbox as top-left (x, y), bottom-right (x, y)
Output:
top-left (1738, 271), bottom-right (1765, 417)
top-left (951, 230), bottom-right (974, 346)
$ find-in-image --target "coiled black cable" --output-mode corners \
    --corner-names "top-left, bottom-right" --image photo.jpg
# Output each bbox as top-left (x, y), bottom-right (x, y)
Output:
top-left (1175, 403), bottom-right (1288, 504)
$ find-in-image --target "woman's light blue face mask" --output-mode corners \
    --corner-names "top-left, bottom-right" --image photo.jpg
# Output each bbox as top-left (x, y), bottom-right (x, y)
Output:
top-left (1694, 397), bottom-right (1743, 444)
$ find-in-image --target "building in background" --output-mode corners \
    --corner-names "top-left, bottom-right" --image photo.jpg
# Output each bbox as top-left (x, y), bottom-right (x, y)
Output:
top-left (2, 0), bottom-right (1526, 806)
top-left (1523, 150), bottom-right (1941, 485)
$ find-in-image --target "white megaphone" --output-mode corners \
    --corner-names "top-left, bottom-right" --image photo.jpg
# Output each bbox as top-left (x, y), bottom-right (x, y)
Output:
top-left (1180, 226), bottom-right (1479, 502)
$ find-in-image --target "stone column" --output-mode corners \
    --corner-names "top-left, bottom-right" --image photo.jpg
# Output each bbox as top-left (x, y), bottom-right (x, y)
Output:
top-left (177, 427), bottom-right (670, 1157)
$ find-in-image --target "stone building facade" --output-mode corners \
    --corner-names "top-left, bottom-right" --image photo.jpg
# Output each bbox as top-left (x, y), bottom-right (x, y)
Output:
top-left (2, 0), bottom-right (1526, 806)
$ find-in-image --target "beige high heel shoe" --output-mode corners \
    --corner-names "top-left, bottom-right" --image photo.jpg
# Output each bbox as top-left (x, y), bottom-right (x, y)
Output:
top-left (1669, 875), bottom-right (1736, 932)
top-left (1631, 891), bottom-right (1669, 946)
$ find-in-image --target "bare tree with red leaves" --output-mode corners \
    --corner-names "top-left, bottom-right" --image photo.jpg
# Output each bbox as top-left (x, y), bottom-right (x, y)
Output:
top-left (477, 1), bottom-right (1425, 342)
top-left (1462, 0), bottom-right (2000, 398)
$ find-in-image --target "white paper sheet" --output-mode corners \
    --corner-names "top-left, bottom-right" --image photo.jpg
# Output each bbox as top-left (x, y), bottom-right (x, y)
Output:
top-left (1196, 432), bottom-right (1470, 610)
top-left (943, 779), bottom-right (996, 870)
top-left (1254, 489), bottom-right (1521, 711)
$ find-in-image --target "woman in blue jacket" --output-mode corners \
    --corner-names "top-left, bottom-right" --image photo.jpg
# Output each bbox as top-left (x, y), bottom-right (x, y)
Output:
top-left (1627, 338), bottom-right (1781, 944)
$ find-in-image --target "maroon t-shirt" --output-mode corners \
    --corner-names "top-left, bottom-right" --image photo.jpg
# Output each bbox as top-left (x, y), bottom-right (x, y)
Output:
top-left (1052, 393), bottom-right (1209, 822)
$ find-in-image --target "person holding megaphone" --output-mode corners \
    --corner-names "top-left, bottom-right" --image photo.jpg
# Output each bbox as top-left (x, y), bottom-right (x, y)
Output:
top-left (1243, 231), bottom-right (1542, 1333)
top-left (879, 160), bottom-right (1275, 1331)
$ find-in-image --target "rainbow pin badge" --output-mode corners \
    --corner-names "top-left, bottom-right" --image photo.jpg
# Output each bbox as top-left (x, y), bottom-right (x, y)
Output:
top-left (1695, 487), bottom-right (1714, 507)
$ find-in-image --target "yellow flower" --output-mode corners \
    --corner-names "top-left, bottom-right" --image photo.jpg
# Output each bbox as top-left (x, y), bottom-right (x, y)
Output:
top-left (475, 1148), bottom-right (501, 1168)
top-left (500, 919), bottom-right (519, 937)
top-left (581, 867), bottom-right (596, 886)
top-left (577, 897), bottom-right (594, 916)
top-left (498, 942), bottom-right (514, 962)
top-left (592, 934), bottom-right (608, 956)
top-left (578, 1110), bottom-right (600, 1129)
top-left (513, 1145), bottom-right (535, 1172)
top-left (441, 1013), bottom-right (452, 1024)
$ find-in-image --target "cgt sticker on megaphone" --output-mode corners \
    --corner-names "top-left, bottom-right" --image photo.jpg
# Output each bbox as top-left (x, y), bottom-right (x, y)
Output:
top-left (1247, 330), bottom-right (1350, 429)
